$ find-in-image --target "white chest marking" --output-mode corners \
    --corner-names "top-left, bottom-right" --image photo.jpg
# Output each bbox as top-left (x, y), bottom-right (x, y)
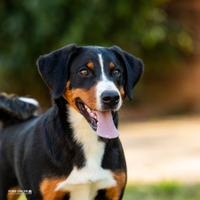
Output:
top-left (56, 107), bottom-right (116, 200)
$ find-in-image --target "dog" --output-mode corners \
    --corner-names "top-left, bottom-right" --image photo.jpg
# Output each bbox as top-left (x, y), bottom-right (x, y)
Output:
top-left (0, 44), bottom-right (143, 200)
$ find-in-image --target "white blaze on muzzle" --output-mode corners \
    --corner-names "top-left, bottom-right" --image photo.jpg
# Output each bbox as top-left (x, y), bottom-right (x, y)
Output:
top-left (94, 53), bottom-right (122, 139)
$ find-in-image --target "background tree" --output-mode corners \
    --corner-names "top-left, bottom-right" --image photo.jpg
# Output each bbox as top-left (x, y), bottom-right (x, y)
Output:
top-left (0, 0), bottom-right (194, 114)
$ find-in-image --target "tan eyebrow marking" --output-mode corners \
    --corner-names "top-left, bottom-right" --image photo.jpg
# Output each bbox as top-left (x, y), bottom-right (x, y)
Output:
top-left (109, 62), bottom-right (115, 70)
top-left (87, 61), bottom-right (94, 70)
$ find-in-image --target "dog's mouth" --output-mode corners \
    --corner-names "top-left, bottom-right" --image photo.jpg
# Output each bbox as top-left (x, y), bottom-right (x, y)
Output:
top-left (76, 98), bottom-right (119, 139)
top-left (76, 98), bottom-right (98, 130)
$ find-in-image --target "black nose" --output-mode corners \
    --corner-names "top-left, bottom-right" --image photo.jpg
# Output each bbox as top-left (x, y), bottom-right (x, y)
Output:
top-left (101, 91), bottom-right (120, 108)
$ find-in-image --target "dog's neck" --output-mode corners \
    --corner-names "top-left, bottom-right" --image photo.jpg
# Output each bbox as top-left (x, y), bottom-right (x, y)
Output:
top-left (52, 97), bottom-right (119, 167)
top-left (42, 97), bottom-right (84, 168)
top-left (68, 105), bottom-right (106, 167)
top-left (55, 97), bottom-right (105, 165)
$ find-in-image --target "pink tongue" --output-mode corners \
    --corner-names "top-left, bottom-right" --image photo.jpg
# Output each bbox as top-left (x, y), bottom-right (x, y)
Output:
top-left (95, 111), bottom-right (119, 139)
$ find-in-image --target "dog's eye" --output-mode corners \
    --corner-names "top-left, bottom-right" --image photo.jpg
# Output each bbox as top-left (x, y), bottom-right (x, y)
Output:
top-left (79, 68), bottom-right (91, 77)
top-left (112, 69), bottom-right (121, 78)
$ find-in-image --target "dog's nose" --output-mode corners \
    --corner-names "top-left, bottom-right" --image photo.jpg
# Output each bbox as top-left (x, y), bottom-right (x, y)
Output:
top-left (101, 91), bottom-right (120, 108)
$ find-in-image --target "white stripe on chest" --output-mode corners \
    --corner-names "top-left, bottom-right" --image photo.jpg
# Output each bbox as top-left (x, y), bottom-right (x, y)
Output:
top-left (56, 107), bottom-right (116, 200)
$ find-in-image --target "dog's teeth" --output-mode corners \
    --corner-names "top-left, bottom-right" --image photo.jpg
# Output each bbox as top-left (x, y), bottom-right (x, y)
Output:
top-left (87, 107), bottom-right (91, 112)
top-left (90, 112), bottom-right (96, 117)
top-left (86, 107), bottom-right (90, 112)
top-left (93, 113), bottom-right (97, 119)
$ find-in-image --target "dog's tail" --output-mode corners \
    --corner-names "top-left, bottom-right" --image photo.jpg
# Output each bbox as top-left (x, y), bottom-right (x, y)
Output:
top-left (0, 93), bottom-right (39, 128)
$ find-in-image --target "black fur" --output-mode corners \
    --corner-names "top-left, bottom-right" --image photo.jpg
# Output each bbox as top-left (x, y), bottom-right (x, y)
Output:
top-left (37, 44), bottom-right (78, 98)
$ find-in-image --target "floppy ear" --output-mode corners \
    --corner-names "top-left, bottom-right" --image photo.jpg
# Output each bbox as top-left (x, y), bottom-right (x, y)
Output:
top-left (36, 44), bottom-right (77, 98)
top-left (110, 46), bottom-right (144, 99)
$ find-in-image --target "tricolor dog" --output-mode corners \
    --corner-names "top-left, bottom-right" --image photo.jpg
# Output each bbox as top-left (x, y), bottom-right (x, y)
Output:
top-left (0, 44), bottom-right (143, 200)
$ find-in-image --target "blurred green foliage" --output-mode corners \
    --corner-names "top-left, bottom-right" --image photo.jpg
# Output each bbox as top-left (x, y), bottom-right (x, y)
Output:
top-left (0, 0), bottom-right (193, 105)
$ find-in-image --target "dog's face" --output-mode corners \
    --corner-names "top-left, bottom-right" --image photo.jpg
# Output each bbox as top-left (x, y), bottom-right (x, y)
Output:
top-left (64, 47), bottom-right (125, 111)
top-left (37, 44), bottom-right (143, 139)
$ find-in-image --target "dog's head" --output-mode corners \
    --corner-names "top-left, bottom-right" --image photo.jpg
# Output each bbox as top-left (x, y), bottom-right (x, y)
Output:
top-left (37, 44), bottom-right (143, 139)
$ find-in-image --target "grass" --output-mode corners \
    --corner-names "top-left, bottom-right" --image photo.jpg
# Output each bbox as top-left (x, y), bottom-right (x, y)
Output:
top-left (124, 182), bottom-right (200, 200)
top-left (17, 182), bottom-right (200, 200)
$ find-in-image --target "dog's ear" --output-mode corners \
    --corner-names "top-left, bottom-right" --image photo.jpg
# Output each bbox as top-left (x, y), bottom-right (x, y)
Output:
top-left (36, 44), bottom-right (77, 98)
top-left (110, 46), bottom-right (144, 99)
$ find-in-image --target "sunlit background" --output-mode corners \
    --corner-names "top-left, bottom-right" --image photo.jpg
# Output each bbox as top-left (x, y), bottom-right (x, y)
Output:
top-left (1, 0), bottom-right (200, 199)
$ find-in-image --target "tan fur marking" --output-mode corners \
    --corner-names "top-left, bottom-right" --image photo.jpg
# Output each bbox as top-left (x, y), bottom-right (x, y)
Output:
top-left (105, 172), bottom-right (126, 200)
top-left (40, 177), bottom-right (68, 200)
top-left (7, 186), bottom-right (20, 200)
top-left (64, 81), bottom-right (97, 111)
top-left (64, 81), bottom-right (78, 111)
top-left (87, 61), bottom-right (94, 70)
top-left (119, 86), bottom-right (125, 99)
top-left (109, 62), bottom-right (115, 70)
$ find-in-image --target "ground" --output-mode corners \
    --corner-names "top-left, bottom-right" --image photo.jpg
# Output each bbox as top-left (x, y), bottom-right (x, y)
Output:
top-left (120, 115), bottom-right (200, 184)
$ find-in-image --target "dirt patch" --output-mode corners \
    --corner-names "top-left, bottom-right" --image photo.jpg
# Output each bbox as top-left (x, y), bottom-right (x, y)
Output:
top-left (119, 115), bottom-right (200, 184)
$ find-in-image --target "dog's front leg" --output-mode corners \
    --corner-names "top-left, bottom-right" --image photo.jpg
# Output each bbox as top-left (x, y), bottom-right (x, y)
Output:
top-left (95, 171), bottom-right (126, 200)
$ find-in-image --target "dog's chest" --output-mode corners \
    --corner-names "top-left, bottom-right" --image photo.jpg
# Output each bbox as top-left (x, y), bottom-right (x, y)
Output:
top-left (55, 108), bottom-right (116, 200)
